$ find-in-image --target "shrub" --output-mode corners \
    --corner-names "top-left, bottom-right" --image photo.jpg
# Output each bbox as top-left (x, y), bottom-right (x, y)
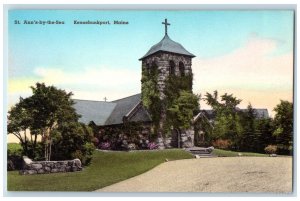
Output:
top-left (276, 144), bottom-right (292, 155)
top-left (71, 150), bottom-right (83, 161)
top-left (212, 139), bottom-right (232, 150)
top-left (7, 143), bottom-right (23, 171)
top-left (264, 145), bottom-right (277, 155)
top-left (128, 143), bottom-right (136, 150)
top-left (51, 122), bottom-right (95, 166)
top-left (148, 142), bottom-right (158, 150)
top-left (92, 137), bottom-right (99, 147)
top-left (99, 142), bottom-right (111, 150)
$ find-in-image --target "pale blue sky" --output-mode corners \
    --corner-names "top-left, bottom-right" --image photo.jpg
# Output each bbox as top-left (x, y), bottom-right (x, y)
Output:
top-left (9, 10), bottom-right (293, 77)
top-left (8, 10), bottom-right (294, 117)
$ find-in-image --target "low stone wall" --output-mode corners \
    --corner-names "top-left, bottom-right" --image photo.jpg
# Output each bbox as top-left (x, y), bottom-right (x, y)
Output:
top-left (19, 156), bottom-right (82, 175)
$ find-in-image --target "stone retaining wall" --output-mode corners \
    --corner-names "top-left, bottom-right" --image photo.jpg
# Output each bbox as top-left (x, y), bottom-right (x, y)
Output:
top-left (19, 156), bottom-right (82, 175)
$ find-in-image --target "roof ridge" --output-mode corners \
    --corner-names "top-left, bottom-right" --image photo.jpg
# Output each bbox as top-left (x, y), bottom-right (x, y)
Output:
top-left (139, 34), bottom-right (195, 60)
top-left (73, 99), bottom-right (115, 104)
top-left (112, 93), bottom-right (141, 102)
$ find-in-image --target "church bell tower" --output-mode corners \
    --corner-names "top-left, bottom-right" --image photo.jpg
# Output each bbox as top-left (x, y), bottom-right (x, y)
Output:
top-left (140, 19), bottom-right (195, 99)
top-left (139, 19), bottom-right (196, 146)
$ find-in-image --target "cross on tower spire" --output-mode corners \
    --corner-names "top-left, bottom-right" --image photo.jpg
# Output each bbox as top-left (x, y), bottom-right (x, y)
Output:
top-left (162, 18), bottom-right (170, 35)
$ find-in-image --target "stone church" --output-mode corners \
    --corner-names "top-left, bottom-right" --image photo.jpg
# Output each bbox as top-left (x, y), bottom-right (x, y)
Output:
top-left (73, 19), bottom-right (269, 149)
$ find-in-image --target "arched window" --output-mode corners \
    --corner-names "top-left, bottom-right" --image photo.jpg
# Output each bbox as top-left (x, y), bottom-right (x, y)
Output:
top-left (179, 62), bottom-right (185, 77)
top-left (169, 60), bottom-right (175, 75)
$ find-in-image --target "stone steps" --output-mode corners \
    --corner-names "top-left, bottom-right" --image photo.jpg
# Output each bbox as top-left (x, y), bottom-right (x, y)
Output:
top-left (185, 147), bottom-right (215, 158)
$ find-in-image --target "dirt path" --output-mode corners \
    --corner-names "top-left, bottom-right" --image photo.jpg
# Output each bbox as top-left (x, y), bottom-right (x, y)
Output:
top-left (96, 157), bottom-right (292, 193)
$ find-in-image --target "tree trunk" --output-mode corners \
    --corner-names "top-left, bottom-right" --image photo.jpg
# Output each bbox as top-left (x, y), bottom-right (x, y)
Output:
top-left (24, 130), bottom-right (28, 156)
top-left (32, 134), bottom-right (37, 159)
top-left (49, 140), bottom-right (52, 161)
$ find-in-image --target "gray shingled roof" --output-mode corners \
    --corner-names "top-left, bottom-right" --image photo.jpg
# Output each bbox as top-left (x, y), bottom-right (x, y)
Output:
top-left (104, 94), bottom-right (143, 125)
top-left (200, 109), bottom-right (269, 120)
top-left (240, 109), bottom-right (269, 119)
top-left (139, 34), bottom-right (195, 60)
top-left (73, 94), bottom-right (150, 126)
top-left (127, 103), bottom-right (152, 123)
top-left (73, 99), bottom-right (116, 125)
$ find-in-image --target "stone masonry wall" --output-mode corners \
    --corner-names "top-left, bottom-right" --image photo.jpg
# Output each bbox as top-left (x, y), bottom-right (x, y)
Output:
top-left (141, 52), bottom-right (194, 149)
top-left (157, 129), bottom-right (194, 149)
top-left (142, 52), bottom-right (192, 100)
top-left (19, 156), bottom-right (82, 175)
top-left (181, 128), bottom-right (195, 148)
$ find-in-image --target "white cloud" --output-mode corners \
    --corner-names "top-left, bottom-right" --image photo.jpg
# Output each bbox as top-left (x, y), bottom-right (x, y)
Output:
top-left (8, 35), bottom-right (293, 117)
top-left (33, 66), bottom-right (140, 88)
top-left (192, 35), bottom-right (293, 116)
top-left (8, 66), bottom-right (141, 105)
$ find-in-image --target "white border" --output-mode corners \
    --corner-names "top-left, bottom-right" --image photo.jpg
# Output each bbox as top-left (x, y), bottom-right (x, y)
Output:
top-left (1, 1), bottom-right (298, 200)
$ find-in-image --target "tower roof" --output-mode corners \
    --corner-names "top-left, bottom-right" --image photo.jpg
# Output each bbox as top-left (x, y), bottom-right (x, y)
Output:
top-left (139, 34), bottom-right (195, 60)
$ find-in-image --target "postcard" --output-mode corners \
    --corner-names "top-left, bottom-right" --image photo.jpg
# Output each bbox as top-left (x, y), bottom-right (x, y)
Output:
top-left (5, 7), bottom-right (294, 194)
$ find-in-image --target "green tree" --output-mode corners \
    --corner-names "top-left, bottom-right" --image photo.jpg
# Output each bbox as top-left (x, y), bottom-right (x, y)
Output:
top-left (51, 122), bottom-right (95, 165)
top-left (204, 91), bottom-right (243, 149)
top-left (7, 83), bottom-right (95, 162)
top-left (239, 104), bottom-right (257, 152)
top-left (255, 118), bottom-right (275, 153)
top-left (8, 98), bottom-right (33, 156)
top-left (273, 100), bottom-right (293, 154)
top-left (22, 83), bottom-right (79, 161)
top-left (167, 90), bottom-right (199, 130)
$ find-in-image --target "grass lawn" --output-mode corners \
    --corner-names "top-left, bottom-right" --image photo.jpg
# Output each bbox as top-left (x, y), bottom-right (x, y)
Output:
top-left (212, 149), bottom-right (268, 157)
top-left (7, 149), bottom-right (193, 191)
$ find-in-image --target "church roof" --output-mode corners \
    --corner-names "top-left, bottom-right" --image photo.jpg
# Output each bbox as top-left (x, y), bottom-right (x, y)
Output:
top-left (139, 34), bottom-right (195, 60)
top-left (73, 99), bottom-right (117, 125)
top-left (105, 94), bottom-right (145, 125)
top-left (73, 94), bottom-right (151, 126)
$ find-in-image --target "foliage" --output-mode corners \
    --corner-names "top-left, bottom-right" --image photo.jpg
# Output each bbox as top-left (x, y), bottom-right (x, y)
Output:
top-left (141, 65), bottom-right (162, 131)
top-left (7, 83), bottom-right (95, 163)
top-left (99, 142), bottom-right (111, 150)
top-left (264, 145), bottom-right (278, 155)
top-left (239, 104), bottom-right (257, 151)
top-left (7, 143), bottom-right (23, 171)
top-left (203, 91), bottom-right (287, 154)
top-left (164, 74), bottom-right (194, 106)
top-left (164, 74), bottom-right (198, 132)
top-left (95, 122), bottom-right (152, 150)
top-left (8, 149), bottom-right (193, 191)
top-left (254, 118), bottom-right (275, 153)
top-left (166, 90), bottom-right (199, 130)
top-left (212, 139), bottom-right (232, 150)
top-left (273, 100), bottom-right (293, 155)
top-left (148, 142), bottom-right (159, 150)
top-left (91, 137), bottom-right (99, 147)
top-left (141, 64), bottom-right (198, 136)
top-left (51, 122), bottom-right (95, 165)
top-left (128, 143), bottom-right (137, 150)
top-left (7, 143), bottom-right (22, 156)
top-left (204, 91), bottom-right (243, 149)
top-left (7, 98), bottom-right (36, 158)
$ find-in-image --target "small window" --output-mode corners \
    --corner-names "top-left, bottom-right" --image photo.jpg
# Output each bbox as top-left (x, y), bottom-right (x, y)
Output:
top-left (179, 62), bottom-right (185, 77)
top-left (169, 60), bottom-right (175, 75)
